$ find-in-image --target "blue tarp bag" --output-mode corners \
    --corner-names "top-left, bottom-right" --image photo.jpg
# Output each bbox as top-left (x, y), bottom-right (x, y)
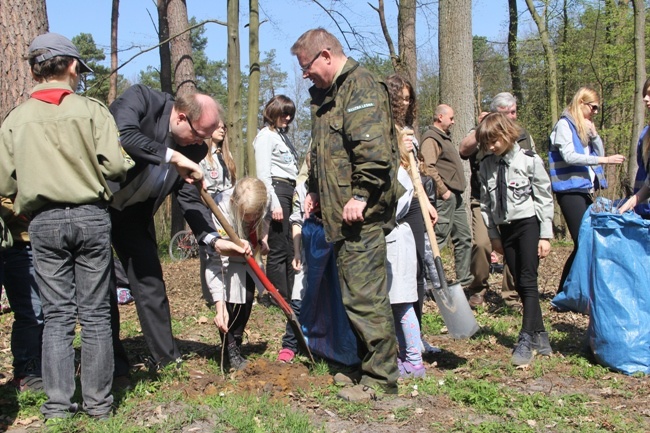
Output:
top-left (551, 206), bottom-right (594, 314)
top-left (588, 210), bottom-right (650, 375)
top-left (552, 197), bottom-right (615, 314)
top-left (299, 217), bottom-right (360, 366)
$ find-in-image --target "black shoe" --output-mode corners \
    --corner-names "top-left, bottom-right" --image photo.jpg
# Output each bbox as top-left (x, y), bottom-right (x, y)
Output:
top-left (11, 359), bottom-right (43, 392)
top-left (532, 331), bottom-right (553, 356)
top-left (227, 342), bottom-right (248, 371)
top-left (11, 375), bottom-right (43, 392)
top-left (512, 332), bottom-right (535, 366)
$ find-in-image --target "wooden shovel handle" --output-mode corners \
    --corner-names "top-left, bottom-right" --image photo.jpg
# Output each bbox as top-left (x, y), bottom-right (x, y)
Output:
top-left (406, 152), bottom-right (442, 259)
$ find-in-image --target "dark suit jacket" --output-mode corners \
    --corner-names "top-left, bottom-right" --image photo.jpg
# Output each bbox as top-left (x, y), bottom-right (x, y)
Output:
top-left (109, 84), bottom-right (215, 241)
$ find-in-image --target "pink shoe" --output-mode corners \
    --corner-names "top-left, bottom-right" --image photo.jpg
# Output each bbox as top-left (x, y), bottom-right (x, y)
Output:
top-left (277, 348), bottom-right (295, 363)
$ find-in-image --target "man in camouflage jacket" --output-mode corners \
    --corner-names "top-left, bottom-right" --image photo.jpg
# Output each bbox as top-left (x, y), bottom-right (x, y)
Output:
top-left (291, 28), bottom-right (401, 399)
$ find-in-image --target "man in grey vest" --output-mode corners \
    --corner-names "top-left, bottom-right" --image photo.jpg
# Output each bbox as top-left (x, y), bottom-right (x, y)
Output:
top-left (420, 104), bottom-right (473, 288)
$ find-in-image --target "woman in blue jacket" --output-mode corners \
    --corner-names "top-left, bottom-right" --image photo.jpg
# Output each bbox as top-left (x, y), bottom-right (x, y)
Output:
top-left (549, 87), bottom-right (625, 294)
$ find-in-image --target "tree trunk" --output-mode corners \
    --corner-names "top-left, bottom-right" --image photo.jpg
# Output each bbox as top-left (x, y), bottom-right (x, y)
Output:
top-left (439, 0), bottom-right (474, 206)
top-left (507, 0), bottom-right (523, 103)
top-left (167, 0), bottom-right (197, 236)
top-left (397, 0), bottom-right (416, 87)
top-left (247, 0), bottom-right (260, 177)
top-left (439, 0), bottom-right (474, 142)
top-left (559, 0), bottom-right (568, 107)
top-left (228, 0), bottom-right (243, 176)
top-left (525, 0), bottom-right (559, 125)
top-left (157, 0), bottom-right (173, 94)
top-left (108, 0), bottom-right (119, 104)
top-left (168, 0), bottom-right (196, 95)
top-left (0, 0), bottom-right (48, 122)
top-left (629, 0), bottom-right (646, 181)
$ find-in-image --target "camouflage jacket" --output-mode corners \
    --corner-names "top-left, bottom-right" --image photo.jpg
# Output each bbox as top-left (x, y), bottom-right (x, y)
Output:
top-left (308, 58), bottom-right (400, 242)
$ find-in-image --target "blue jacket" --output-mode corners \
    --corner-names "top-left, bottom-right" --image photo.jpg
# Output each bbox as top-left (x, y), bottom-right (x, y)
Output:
top-left (548, 116), bottom-right (607, 192)
top-left (634, 126), bottom-right (650, 217)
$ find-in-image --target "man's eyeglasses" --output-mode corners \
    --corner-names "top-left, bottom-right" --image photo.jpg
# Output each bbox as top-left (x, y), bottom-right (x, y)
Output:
top-left (186, 116), bottom-right (211, 140)
top-left (300, 50), bottom-right (322, 73)
top-left (585, 102), bottom-right (599, 112)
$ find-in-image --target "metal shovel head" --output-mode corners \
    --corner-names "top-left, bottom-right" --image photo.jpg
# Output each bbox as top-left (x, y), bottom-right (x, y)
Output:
top-left (431, 282), bottom-right (480, 339)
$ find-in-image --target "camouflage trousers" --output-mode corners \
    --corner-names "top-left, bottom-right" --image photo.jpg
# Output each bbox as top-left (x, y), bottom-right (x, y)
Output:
top-left (335, 224), bottom-right (398, 393)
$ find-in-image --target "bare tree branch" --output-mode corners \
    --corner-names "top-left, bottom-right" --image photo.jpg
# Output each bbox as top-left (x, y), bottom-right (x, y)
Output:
top-left (83, 18), bottom-right (226, 95)
top-left (310, 0), bottom-right (359, 53)
top-left (369, 0), bottom-right (398, 69)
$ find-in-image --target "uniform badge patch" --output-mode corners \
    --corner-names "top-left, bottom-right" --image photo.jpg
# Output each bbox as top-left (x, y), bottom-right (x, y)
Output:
top-left (346, 102), bottom-right (375, 113)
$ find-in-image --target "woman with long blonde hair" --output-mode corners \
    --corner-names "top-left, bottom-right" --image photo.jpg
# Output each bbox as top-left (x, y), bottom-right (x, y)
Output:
top-left (549, 87), bottom-right (625, 294)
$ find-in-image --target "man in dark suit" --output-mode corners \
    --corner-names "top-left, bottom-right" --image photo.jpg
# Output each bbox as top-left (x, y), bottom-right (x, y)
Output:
top-left (109, 84), bottom-right (221, 371)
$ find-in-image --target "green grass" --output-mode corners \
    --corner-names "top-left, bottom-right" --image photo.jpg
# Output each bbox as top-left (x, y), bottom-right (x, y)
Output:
top-left (421, 311), bottom-right (446, 335)
top-left (203, 393), bottom-right (317, 433)
top-left (566, 355), bottom-right (609, 380)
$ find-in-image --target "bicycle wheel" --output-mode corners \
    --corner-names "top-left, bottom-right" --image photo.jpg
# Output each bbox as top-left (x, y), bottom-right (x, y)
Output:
top-left (169, 230), bottom-right (195, 261)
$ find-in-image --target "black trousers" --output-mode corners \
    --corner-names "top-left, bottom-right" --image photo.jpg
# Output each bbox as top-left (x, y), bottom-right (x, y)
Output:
top-left (499, 216), bottom-right (544, 335)
top-left (110, 199), bottom-right (181, 368)
top-left (266, 180), bottom-right (295, 301)
top-left (400, 197), bottom-right (425, 324)
top-left (220, 273), bottom-right (255, 347)
top-left (555, 192), bottom-right (592, 293)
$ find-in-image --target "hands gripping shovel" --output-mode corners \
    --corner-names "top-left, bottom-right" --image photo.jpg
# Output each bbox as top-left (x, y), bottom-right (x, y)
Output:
top-left (406, 151), bottom-right (479, 339)
top-left (193, 177), bottom-right (315, 363)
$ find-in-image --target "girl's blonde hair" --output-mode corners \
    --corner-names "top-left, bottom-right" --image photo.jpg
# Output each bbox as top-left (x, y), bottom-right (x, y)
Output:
top-left (397, 128), bottom-right (413, 168)
top-left (230, 177), bottom-right (268, 242)
top-left (475, 112), bottom-right (521, 153)
top-left (567, 87), bottom-right (599, 145)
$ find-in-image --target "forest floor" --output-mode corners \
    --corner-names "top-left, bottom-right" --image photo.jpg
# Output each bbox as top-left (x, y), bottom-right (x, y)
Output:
top-left (0, 245), bottom-right (649, 432)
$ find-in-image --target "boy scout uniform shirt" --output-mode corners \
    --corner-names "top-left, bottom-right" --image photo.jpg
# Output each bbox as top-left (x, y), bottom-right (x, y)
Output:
top-left (0, 82), bottom-right (130, 215)
top-left (307, 58), bottom-right (400, 242)
top-left (479, 144), bottom-right (554, 240)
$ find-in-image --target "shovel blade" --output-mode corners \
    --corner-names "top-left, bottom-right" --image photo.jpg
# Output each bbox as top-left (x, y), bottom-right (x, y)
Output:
top-left (431, 282), bottom-right (480, 339)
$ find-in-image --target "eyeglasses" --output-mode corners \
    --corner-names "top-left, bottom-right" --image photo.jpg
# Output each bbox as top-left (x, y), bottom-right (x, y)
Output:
top-left (300, 50), bottom-right (323, 73)
top-left (186, 116), bottom-right (211, 140)
top-left (585, 102), bottom-right (599, 112)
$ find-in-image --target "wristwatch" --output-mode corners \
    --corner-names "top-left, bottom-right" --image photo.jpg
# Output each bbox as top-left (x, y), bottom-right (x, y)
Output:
top-left (352, 194), bottom-right (367, 202)
top-left (209, 237), bottom-right (219, 250)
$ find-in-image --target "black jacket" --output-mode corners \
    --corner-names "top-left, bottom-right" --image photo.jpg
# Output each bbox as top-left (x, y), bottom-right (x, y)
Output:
top-left (109, 84), bottom-right (215, 241)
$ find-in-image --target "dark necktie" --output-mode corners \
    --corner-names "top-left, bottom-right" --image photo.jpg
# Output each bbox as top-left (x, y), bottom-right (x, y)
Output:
top-left (497, 158), bottom-right (508, 216)
top-left (279, 131), bottom-right (299, 165)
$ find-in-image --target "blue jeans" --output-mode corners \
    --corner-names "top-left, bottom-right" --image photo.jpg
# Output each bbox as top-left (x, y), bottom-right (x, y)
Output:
top-left (29, 203), bottom-right (114, 418)
top-left (0, 244), bottom-right (43, 377)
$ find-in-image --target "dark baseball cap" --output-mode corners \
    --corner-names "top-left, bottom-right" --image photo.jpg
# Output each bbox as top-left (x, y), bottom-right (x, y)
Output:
top-left (28, 32), bottom-right (93, 74)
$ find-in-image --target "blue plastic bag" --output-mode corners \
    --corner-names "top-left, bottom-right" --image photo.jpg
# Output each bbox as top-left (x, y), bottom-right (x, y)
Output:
top-left (299, 218), bottom-right (360, 366)
top-left (587, 210), bottom-right (650, 375)
top-left (551, 208), bottom-right (593, 314)
top-left (552, 197), bottom-right (615, 314)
